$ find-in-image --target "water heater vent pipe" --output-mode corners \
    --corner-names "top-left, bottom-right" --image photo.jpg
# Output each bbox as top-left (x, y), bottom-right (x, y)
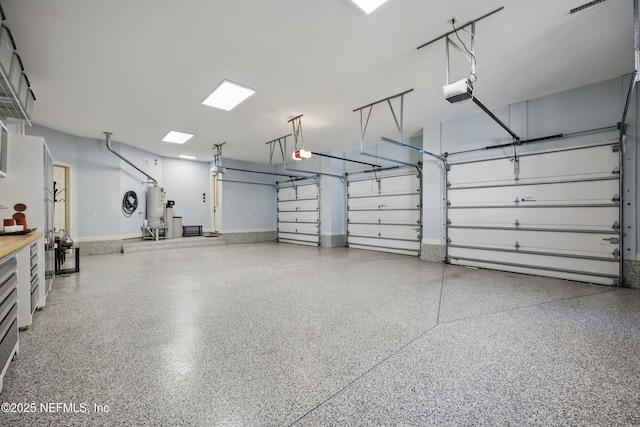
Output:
top-left (104, 132), bottom-right (158, 186)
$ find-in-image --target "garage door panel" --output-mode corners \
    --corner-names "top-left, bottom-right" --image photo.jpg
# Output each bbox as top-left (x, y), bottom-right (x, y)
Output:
top-left (349, 209), bottom-right (419, 224)
top-left (449, 248), bottom-right (618, 284)
top-left (448, 206), bottom-right (619, 230)
top-left (349, 223), bottom-right (420, 239)
top-left (348, 223), bottom-right (379, 237)
top-left (348, 236), bottom-right (420, 253)
top-left (449, 228), bottom-right (618, 257)
top-left (379, 224), bottom-right (420, 239)
top-left (449, 144), bottom-right (618, 188)
top-left (447, 141), bottom-right (620, 285)
top-left (278, 183), bottom-right (320, 247)
top-left (278, 199), bottom-right (319, 211)
top-left (515, 231), bottom-right (618, 256)
top-left (449, 247), bottom-right (619, 274)
top-left (278, 187), bottom-right (297, 200)
top-left (348, 179), bottom-right (380, 196)
top-left (380, 174), bottom-right (420, 194)
top-left (278, 183), bottom-right (317, 199)
top-left (296, 184), bottom-right (319, 199)
top-left (449, 159), bottom-right (515, 187)
top-left (448, 180), bottom-right (618, 207)
top-left (348, 194), bottom-right (420, 210)
top-left (277, 233), bottom-right (319, 246)
top-left (348, 174), bottom-right (420, 197)
top-left (449, 258), bottom-right (617, 286)
top-left (347, 169), bottom-right (422, 256)
top-left (449, 228), bottom-right (517, 248)
top-left (278, 211), bottom-right (319, 223)
top-left (278, 222), bottom-right (318, 234)
top-left (379, 210), bottom-right (420, 223)
top-left (517, 145), bottom-right (618, 181)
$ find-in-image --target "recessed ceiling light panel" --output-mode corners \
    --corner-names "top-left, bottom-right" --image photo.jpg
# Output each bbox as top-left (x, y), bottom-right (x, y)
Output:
top-left (179, 154), bottom-right (196, 160)
top-left (351, 0), bottom-right (388, 14)
top-left (162, 130), bottom-right (194, 144)
top-left (202, 79), bottom-right (256, 111)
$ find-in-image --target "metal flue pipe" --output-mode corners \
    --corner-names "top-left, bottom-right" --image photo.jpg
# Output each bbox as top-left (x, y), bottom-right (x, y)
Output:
top-left (104, 132), bottom-right (158, 185)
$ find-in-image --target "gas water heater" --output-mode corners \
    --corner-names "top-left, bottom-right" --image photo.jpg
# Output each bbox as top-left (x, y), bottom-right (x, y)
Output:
top-left (146, 185), bottom-right (165, 227)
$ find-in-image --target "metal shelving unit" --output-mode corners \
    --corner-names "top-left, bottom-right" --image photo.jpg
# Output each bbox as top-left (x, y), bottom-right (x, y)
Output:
top-left (0, 4), bottom-right (35, 125)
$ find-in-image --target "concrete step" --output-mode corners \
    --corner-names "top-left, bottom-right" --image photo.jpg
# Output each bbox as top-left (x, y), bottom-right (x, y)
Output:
top-left (122, 236), bottom-right (226, 253)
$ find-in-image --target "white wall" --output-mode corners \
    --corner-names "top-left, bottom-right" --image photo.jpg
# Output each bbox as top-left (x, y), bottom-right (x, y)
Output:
top-left (215, 158), bottom-right (277, 232)
top-left (25, 124), bottom-right (215, 239)
top-left (162, 157), bottom-right (210, 229)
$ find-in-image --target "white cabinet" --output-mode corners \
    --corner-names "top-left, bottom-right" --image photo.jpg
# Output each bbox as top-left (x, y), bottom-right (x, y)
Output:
top-left (0, 134), bottom-right (54, 326)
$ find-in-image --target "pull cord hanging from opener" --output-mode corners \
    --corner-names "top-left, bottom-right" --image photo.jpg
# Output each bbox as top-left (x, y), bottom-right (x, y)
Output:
top-left (451, 19), bottom-right (477, 85)
top-left (289, 115), bottom-right (311, 160)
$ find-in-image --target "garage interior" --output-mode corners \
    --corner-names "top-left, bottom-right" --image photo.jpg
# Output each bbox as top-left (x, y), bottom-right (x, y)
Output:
top-left (0, 0), bottom-right (639, 425)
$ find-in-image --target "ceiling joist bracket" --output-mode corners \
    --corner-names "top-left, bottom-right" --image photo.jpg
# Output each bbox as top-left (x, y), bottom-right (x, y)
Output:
top-left (353, 89), bottom-right (421, 168)
top-left (264, 134), bottom-right (293, 166)
top-left (353, 88), bottom-right (414, 150)
top-left (416, 6), bottom-right (504, 51)
top-left (212, 141), bottom-right (227, 167)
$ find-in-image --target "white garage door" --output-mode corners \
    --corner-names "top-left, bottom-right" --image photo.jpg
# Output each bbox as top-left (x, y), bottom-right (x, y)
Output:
top-left (447, 140), bottom-right (621, 285)
top-left (347, 168), bottom-right (422, 256)
top-left (277, 180), bottom-right (320, 246)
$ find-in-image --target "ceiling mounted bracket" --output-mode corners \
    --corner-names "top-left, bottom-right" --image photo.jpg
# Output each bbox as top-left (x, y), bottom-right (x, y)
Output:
top-left (416, 7), bottom-right (504, 51)
top-left (211, 142), bottom-right (227, 175)
top-left (212, 141), bottom-right (227, 167)
top-left (353, 89), bottom-right (419, 167)
top-left (264, 134), bottom-right (293, 167)
top-left (445, 22), bottom-right (476, 87)
top-left (353, 89), bottom-right (414, 151)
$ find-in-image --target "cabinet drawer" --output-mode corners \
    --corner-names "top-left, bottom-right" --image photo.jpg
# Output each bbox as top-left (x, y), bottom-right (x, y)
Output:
top-left (0, 272), bottom-right (16, 305)
top-left (0, 288), bottom-right (17, 333)
top-left (30, 274), bottom-right (38, 292)
top-left (0, 255), bottom-right (16, 284)
top-left (0, 318), bottom-right (18, 378)
top-left (30, 283), bottom-right (38, 314)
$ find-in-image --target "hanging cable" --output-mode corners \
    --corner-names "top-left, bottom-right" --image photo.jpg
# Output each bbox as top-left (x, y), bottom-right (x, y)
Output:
top-left (122, 191), bottom-right (138, 216)
top-left (288, 115), bottom-right (311, 160)
top-left (453, 21), bottom-right (477, 83)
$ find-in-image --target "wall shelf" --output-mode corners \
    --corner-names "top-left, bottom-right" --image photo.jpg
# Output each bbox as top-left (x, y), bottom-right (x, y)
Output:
top-left (0, 12), bottom-right (35, 125)
top-left (0, 66), bottom-right (30, 125)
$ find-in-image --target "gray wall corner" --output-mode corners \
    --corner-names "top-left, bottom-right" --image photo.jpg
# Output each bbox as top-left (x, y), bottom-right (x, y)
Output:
top-left (421, 242), bottom-right (446, 263)
top-left (78, 240), bottom-right (124, 255)
top-left (321, 233), bottom-right (347, 248)
top-left (623, 260), bottom-right (640, 289)
top-left (223, 231), bottom-right (277, 245)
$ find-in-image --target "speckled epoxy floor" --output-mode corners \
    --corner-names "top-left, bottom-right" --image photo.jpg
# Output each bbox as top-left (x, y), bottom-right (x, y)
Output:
top-left (1, 242), bottom-right (639, 426)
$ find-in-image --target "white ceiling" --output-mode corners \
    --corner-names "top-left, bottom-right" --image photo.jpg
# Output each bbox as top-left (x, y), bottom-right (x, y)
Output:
top-left (2, 0), bottom-right (633, 164)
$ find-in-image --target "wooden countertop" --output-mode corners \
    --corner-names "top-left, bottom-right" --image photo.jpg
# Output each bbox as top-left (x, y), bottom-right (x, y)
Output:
top-left (0, 231), bottom-right (44, 258)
